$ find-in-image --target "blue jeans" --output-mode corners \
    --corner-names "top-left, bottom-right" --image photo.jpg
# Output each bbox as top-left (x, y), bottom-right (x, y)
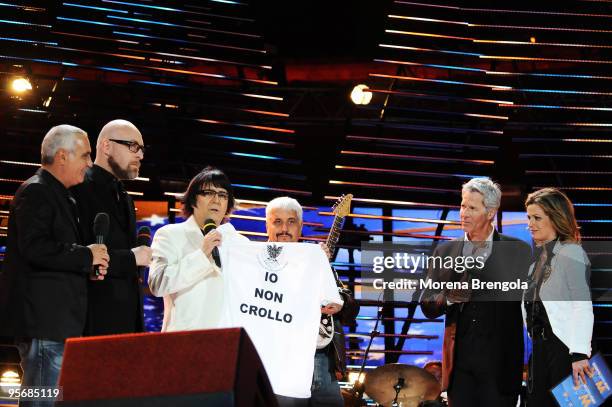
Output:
top-left (16, 338), bottom-right (64, 407)
top-left (309, 351), bottom-right (343, 407)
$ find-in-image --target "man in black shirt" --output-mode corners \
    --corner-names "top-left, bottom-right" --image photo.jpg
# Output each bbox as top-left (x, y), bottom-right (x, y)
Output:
top-left (0, 125), bottom-right (109, 406)
top-left (73, 119), bottom-right (152, 335)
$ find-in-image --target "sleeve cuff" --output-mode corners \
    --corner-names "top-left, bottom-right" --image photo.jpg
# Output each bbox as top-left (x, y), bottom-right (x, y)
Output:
top-left (571, 353), bottom-right (588, 363)
top-left (78, 244), bottom-right (93, 274)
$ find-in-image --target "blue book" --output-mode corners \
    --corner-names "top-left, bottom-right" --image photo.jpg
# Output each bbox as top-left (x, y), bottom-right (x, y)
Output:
top-left (551, 353), bottom-right (612, 406)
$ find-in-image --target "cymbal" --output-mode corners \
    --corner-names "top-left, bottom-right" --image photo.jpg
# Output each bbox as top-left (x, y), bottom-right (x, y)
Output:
top-left (364, 364), bottom-right (441, 407)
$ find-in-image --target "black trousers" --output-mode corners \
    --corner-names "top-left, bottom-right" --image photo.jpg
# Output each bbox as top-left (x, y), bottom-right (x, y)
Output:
top-left (449, 328), bottom-right (517, 407)
top-left (527, 330), bottom-right (572, 407)
top-left (277, 395), bottom-right (309, 407)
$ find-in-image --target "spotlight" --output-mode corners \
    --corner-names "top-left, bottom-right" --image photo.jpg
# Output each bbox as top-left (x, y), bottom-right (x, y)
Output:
top-left (350, 84), bottom-right (372, 105)
top-left (11, 77), bottom-right (32, 93)
top-left (347, 372), bottom-right (365, 385)
top-left (0, 369), bottom-right (20, 386)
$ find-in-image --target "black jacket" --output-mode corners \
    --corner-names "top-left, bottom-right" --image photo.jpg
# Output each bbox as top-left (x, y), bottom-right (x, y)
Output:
top-left (71, 165), bottom-right (143, 335)
top-left (420, 231), bottom-right (531, 394)
top-left (325, 287), bottom-right (360, 378)
top-left (0, 169), bottom-right (93, 341)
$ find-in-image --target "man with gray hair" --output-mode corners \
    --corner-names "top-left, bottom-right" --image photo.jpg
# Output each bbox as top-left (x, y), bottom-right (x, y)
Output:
top-left (0, 125), bottom-right (109, 406)
top-left (421, 178), bottom-right (530, 407)
top-left (266, 197), bottom-right (359, 407)
top-left (72, 119), bottom-right (151, 335)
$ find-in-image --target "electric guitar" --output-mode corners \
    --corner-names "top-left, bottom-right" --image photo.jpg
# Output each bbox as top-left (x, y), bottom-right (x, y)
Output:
top-left (317, 193), bottom-right (353, 349)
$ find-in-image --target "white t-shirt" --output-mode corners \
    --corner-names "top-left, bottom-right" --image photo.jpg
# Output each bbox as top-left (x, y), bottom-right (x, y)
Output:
top-left (219, 241), bottom-right (343, 398)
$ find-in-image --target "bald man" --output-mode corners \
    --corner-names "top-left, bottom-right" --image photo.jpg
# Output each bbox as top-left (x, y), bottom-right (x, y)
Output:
top-left (72, 119), bottom-right (152, 335)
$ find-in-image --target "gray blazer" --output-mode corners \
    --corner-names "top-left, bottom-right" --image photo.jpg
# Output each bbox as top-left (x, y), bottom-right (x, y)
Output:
top-left (522, 241), bottom-right (593, 355)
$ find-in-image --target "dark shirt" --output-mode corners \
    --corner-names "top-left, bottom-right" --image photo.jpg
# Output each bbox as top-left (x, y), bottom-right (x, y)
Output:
top-left (525, 239), bottom-right (587, 362)
top-left (525, 239), bottom-right (557, 334)
top-left (0, 168), bottom-right (93, 341)
top-left (71, 165), bottom-right (141, 335)
top-left (90, 165), bottom-right (129, 227)
top-left (43, 169), bottom-right (80, 225)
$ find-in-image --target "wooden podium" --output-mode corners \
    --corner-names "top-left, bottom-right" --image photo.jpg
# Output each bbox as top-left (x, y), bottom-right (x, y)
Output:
top-left (57, 328), bottom-right (277, 406)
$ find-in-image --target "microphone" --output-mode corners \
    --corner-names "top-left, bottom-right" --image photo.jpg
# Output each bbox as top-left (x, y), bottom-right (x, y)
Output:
top-left (136, 226), bottom-right (151, 247)
top-left (202, 218), bottom-right (221, 268)
top-left (136, 226), bottom-right (151, 283)
top-left (93, 213), bottom-right (110, 276)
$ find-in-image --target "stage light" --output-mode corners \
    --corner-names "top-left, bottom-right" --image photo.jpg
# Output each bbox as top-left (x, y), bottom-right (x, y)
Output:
top-left (0, 369), bottom-right (20, 386)
top-left (11, 77), bottom-right (32, 93)
top-left (347, 372), bottom-right (365, 385)
top-left (350, 84), bottom-right (372, 105)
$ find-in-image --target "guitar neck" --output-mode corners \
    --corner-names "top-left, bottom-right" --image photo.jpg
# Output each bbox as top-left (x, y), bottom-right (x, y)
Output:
top-left (325, 215), bottom-right (345, 256)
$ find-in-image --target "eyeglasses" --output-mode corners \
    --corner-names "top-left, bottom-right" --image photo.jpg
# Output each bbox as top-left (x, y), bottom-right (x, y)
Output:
top-left (109, 139), bottom-right (146, 154)
top-left (197, 189), bottom-right (229, 201)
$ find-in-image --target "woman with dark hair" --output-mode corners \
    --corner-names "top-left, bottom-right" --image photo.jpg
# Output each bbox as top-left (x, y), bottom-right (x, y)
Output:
top-left (523, 188), bottom-right (594, 406)
top-left (148, 166), bottom-right (248, 332)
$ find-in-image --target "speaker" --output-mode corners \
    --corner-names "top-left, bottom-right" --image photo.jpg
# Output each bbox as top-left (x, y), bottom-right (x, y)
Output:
top-left (57, 327), bottom-right (277, 406)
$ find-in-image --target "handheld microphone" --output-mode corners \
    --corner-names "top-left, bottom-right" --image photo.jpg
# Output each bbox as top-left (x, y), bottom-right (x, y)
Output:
top-left (93, 213), bottom-right (110, 276)
top-left (202, 218), bottom-right (221, 268)
top-left (136, 226), bottom-right (151, 282)
top-left (136, 226), bottom-right (151, 247)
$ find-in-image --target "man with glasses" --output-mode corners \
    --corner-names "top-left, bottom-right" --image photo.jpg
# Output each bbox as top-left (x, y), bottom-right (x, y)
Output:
top-left (148, 166), bottom-right (248, 331)
top-left (72, 119), bottom-right (152, 335)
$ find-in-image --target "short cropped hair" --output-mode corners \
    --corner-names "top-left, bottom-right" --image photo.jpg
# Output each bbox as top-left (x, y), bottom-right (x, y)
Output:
top-left (181, 166), bottom-right (235, 218)
top-left (41, 124), bottom-right (87, 165)
top-left (266, 196), bottom-right (303, 224)
top-left (462, 177), bottom-right (501, 212)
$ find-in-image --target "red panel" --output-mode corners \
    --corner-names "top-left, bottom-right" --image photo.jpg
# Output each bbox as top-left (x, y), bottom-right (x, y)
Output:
top-left (59, 328), bottom-right (245, 401)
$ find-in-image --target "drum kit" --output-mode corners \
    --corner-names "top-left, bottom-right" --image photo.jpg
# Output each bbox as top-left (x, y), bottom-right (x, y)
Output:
top-left (345, 363), bottom-right (446, 407)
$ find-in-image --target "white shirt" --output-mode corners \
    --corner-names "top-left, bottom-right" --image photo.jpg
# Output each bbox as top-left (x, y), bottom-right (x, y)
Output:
top-left (148, 216), bottom-right (249, 332)
top-left (444, 228), bottom-right (495, 305)
top-left (219, 241), bottom-right (343, 398)
top-left (462, 227), bottom-right (494, 262)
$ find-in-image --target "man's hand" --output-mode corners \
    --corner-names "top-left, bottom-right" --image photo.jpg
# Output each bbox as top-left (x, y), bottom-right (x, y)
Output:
top-left (572, 359), bottom-right (594, 386)
top-left (131, 245), bottom-right (152, 266)
top-left (318, 242), bottom-right (331, 260)
top-left (321, 303), bottom-right (342, 315)
top-left (88, 243), bottom-right (109, 281)
top-left (202, 230), bottom-right (222, 258)
top-left (447, 289), bottom-right (470, 304)
top-left (89, 266), bottom-right (107, 281)
top-left (88, 243), bottom-right (109, 269)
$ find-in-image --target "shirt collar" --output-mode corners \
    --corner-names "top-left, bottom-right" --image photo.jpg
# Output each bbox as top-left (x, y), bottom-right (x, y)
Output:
top-left (464, 226), bottom-right (495, 244)
top-left (534, 237), bottom-right (558, 258)
top-left (91, 164), bottom-right (119, 186)
top-left (39, 168), bottom-right (70, 198)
